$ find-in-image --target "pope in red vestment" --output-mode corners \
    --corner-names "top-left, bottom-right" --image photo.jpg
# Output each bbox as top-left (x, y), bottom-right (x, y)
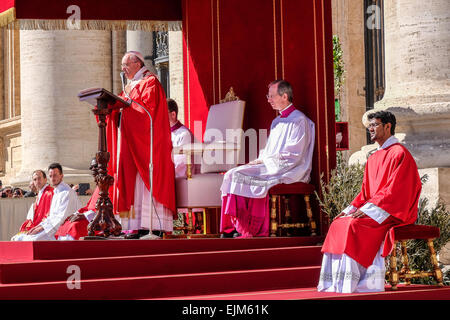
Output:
top-left (318, 111), bottom-right (422, 293)
top-left (106, 51), bottom-right (176, 235)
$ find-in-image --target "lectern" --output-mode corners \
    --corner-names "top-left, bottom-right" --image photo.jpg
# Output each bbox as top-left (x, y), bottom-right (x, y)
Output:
top-left (78, 88), bottom-right (130, 238)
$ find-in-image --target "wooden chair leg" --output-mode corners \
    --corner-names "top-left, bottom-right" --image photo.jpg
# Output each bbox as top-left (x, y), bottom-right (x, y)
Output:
top-left (427, 239), bottom-right (444, 286)
top-left (389, 241), bottom-right (399, 290)
top-left (400, 240), bottom-right (411, 285)
top-left (303, 194), bottom-right (316, 236)
top-left (187, 208), bottom-right (193, 234)
top-left (270, 195), bottom-right (278, 237)
top-left (202, 209), bottom-right (207, 235)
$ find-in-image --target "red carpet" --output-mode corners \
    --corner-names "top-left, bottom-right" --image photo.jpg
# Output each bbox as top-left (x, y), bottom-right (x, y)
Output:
top-left (0, 237), bottom-right (448, 300)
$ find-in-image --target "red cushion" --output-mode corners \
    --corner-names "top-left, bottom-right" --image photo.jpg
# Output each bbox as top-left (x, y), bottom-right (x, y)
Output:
top-left (269, 182), bottom-right (315, 195)
top-left (393, 224), bottom-right (440, 241)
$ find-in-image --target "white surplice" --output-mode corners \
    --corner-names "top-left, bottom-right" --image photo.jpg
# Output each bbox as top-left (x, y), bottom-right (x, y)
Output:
top-left (13, 182), bottom-right (82, 241)
top-left (220, 107), bottom-right (315, 198)
top-left (171, 123), bottom-right (195, 178)
top-left (119, 173), bottom-right (173, 232)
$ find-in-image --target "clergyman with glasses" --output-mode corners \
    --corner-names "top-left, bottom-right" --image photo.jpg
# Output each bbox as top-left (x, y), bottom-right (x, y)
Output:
top-left (219, 80), bottom-right (315, 238)
top-left (318, 110), bottom-right (422, 293)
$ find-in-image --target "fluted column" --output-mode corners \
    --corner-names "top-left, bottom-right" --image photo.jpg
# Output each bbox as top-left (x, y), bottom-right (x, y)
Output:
top-left (14, 30), bottom-right (112, 185)
top-left (126, 30), bottom-right (157, 75)
top-left (351, 0), bottom-right (450, 169)
top-left (348, 0), bottom-right (450, 263)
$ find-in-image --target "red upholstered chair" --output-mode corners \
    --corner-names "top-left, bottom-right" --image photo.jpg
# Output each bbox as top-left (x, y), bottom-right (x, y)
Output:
top-left (268, 182), bottom-right (316, 237)
top-left (387, 224), bottom-right (444, 290)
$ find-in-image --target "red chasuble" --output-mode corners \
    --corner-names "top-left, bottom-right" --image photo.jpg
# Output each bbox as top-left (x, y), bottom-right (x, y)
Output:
top-left (106, 74), bottom-right (176, 218)
top-left (55, 186), bottom-right (100, 240)
top-left (19, 185), bottom-right (54, 232)
top-left (322, 143), bottom-right (422, 268)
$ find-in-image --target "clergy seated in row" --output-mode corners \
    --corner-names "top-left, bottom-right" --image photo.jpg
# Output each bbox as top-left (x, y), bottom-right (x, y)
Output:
top-left (220, 80), bottom-right (315, 238)
top-left (12, 163), bottom-right (81, 241)
top-left (317, 111), bottom-right (422, 293)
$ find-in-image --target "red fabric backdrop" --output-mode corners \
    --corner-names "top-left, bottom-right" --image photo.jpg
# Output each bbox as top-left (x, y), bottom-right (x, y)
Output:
top-left (2, 0), bottom-right (181, 21)
top-left (183, 0), bottom-right (336, 234)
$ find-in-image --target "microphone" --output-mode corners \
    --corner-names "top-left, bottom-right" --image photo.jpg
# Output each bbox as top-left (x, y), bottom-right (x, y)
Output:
top-left (120, 72), bottom-right (127, 93)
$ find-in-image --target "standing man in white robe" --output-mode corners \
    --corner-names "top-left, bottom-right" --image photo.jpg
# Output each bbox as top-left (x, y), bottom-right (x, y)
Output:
top-left (13, 163), bottom-right (81, 241)
top-left (220, 80), bottom-right (315, 238)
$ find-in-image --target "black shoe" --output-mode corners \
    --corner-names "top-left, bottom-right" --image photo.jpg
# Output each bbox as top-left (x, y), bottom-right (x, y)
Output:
top-left (124, 229), bottom-right (149, 239)
top-left (220, 230), bottom-right (240, 238)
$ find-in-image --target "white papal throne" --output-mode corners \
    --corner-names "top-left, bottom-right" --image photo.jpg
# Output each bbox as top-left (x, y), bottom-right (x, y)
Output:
top-left (172, 88), bottom-right (245, 236)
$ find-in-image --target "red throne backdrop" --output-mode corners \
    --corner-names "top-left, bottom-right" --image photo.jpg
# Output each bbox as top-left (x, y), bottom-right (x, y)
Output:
top-left (0, 0), bottom-right (336, 234)
top-left (183, 0), bottom-right (336, 234)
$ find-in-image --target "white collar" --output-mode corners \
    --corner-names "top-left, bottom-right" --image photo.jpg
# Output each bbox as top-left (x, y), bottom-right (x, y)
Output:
top-left (378, 135), bottom-right (399, 150)
top-left (132, 66), bottom-right (150, 81)
top-left (38, 183), bottom-right (49, 196)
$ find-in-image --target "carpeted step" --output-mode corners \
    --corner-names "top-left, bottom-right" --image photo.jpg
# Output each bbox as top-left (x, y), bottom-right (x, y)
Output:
top-left (0, 246), bottom-right (322, 284)
top-left (0, 266), bottom-right (321, 300)
top-left (158, 285), bottom-right (450, 300)
top-left (0, 237), bottom-right (324, 261)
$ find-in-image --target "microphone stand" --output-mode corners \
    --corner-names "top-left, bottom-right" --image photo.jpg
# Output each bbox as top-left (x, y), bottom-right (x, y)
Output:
top-left (120, 72), bottom-right (159, 240)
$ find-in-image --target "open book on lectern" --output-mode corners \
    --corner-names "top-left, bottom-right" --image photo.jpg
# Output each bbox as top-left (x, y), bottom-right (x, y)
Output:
top-left (78, 87), bottom-right (131, 110)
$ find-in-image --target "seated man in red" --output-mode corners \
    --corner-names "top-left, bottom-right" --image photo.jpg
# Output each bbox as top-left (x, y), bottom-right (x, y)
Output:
top-left (55, 186), bottom-right (99, 240)
top-left (317, 111), bottom-right (422, 293)
top-left (11, 170), bottom-right (54, 240)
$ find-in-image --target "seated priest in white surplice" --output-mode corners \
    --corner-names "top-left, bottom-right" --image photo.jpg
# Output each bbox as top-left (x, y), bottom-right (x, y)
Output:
top-left (220, 80), bottom-right (315, 238)
top-left (12, 163), bottom-right (82, 241)
top-left (168, 98), bottom-right (198, 178)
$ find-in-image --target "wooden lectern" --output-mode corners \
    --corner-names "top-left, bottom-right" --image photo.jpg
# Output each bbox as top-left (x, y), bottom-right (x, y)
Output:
top-left (78, 88), bottom-right (130, 238)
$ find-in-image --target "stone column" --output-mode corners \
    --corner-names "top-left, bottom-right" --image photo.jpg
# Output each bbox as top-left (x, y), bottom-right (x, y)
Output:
top-left (112, 31), bottom-right (127, 95)
top-left (348, 0), bottom-right (450, 264)
top-left (126, 30), bottom-right (157, 75)
top-left (350, 0), bottom-right (450, 171)
top-left (331, 0), bottom-right (367, 156)
top-left (13, 30), bottom-right (112, 186)
top-left (169, 30), bottom-right (185, 123)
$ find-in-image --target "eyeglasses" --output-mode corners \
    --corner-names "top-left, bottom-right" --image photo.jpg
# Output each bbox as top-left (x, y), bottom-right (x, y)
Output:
top-left (367, 122), bottom-right (383, 129)
top-left (266, 94), bottom-right (278, 99)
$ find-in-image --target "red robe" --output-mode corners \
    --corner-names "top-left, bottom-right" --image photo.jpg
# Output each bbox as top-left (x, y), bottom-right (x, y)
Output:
top-left (322, 143), bottom-right (422, 268)
top-left (54, 187), bottom-right (100, 240)
top-left (106, 73), bottom-right (176, 218)
top-left (19, 185), bottom-right (54, 232)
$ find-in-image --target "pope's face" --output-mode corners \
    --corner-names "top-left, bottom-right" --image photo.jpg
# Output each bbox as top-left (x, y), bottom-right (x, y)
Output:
top-left (121, 54), bottom-right (141, 80)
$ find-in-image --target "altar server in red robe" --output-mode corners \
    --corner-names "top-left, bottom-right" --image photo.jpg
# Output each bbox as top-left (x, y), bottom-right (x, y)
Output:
top-left (11, 170), bottom-right (54, 240)
top-left (107, 51), bottom-right (176, 239)
top-left (318, 111), bottom-right (422, 293)
top-left (12, 163), bottom-right (81, 241)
